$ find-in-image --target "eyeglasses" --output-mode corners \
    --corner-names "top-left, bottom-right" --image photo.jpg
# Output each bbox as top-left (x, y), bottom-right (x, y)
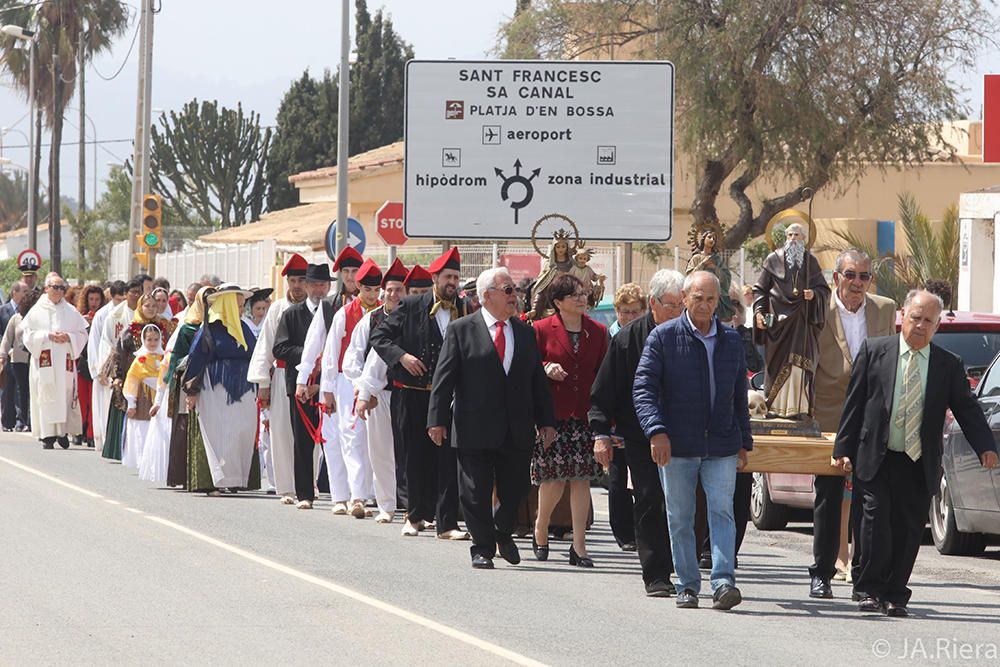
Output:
top-left (47, 284), bottom-right (67, 292)
top-left (656, 297), bottom-right (684, 310)
top-left (490, 285), bottom-right (515, 295)
top-left (840, 271), bottom-right (872, 282)
top-left (570, 290), bottom-right (588, 299)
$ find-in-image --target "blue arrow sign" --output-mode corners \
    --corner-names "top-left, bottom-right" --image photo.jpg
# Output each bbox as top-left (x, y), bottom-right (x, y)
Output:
top-left (325, 217), bottom-right (366, 260)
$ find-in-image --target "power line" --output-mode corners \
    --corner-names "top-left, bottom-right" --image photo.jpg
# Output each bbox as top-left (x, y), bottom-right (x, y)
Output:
top-left (1, 138), bottom-right (134, 148)
top-left (91, 12), bottom-right (140, 82)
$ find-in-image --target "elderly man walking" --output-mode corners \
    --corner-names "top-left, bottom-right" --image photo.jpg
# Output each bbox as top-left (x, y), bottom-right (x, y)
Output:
top-left (634, 270), bottom-right (752, 610)
top-left (19, 273), bottom-right (90, 449)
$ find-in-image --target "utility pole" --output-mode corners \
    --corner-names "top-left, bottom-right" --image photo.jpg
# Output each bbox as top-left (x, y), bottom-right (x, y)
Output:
top-left (27, 34), bottom-right (37, 249)
top-left (335, 0), bottom-right (350, 285)
top-left (78, 26), bottom-right (86, 272)
top-left (128, 0), bottom-right (154, 276)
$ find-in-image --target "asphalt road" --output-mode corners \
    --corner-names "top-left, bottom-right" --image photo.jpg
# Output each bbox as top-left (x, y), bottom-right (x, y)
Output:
top-left (2, 433), bottom-right (999, 666)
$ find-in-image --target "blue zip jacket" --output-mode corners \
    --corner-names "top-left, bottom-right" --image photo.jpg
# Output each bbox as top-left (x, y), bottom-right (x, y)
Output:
top-left (633, 313), bottom-right (752, 457)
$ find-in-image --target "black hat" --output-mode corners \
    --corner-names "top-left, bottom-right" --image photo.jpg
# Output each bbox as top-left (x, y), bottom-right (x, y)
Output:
top-left (248, 287), bottom-right (274, 304)
top-left (462, 278), bottom-right (477, 294)
top-left (305, 263), bottom-right (333, 283)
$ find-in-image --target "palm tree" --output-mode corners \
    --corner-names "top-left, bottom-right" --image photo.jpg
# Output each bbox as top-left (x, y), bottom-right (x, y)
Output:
top-left (823, 192), bottom-right (960, 306)
top-left (0, 0), bottom-right (130, 272)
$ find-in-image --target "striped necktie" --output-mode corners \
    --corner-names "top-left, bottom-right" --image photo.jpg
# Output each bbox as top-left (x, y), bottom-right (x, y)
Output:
top-left (895, 349), bottom-right (923, 461)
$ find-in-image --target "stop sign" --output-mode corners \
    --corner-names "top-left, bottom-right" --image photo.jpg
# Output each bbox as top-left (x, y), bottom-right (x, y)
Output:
top-left (376, 201), bottom-right (407, 246)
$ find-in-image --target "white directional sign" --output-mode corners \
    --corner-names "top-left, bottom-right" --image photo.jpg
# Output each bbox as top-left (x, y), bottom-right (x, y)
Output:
top-left (404, 59), bottom-right (674, 241)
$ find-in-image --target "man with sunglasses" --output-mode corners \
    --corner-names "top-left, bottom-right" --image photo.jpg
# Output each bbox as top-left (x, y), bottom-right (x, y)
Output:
top-left (809, 248), bottom-right (896, 600)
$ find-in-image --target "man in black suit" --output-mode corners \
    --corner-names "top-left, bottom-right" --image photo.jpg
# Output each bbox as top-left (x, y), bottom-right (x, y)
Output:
top-left (370, 247), bottom-right (469, 539)
top-left (834, 289), bottom-right (998, 617)
top-left (273, 263), bottom-right (334, 509)
top-left (0, 280), bottom-right (27, 431)
top-left (428, 267), bottom-right (556, 569)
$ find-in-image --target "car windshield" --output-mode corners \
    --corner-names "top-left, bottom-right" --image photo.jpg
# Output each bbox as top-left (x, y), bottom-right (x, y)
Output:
top-left (933, 331), bottom-right (1000, 373)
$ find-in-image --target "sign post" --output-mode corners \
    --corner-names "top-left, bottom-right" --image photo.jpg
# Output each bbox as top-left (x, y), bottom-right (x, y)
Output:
top-left (325, 217), bottom-right (366, 261)
top-left (404, 59), bottom-right (674, 242)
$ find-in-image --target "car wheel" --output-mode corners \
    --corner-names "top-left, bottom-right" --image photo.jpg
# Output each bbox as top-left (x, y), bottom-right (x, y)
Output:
top-left (929, 474), bottom-right (986, 556)
top-left (750, 472), bottom-right (789, 531)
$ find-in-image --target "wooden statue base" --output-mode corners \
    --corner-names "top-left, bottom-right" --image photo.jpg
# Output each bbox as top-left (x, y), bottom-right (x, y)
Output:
top-left (750, 417), bottom-right (821, 438)
top-left (744, 427), bottom-right (845, 477)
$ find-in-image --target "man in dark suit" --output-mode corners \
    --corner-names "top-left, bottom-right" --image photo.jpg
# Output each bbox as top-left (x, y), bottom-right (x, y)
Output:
top-left (428, 267), bottom-right (556, 569)
top-left (370, 247), bottom-right (469, 539)
top-left (834, 289), bottom-right (998, 617)
top-left (591, 269), bottom-right (685, 597)
top-left (0, 280), bottom-right (27, 431)
top-left (273, 263), bottom-right (334, 509)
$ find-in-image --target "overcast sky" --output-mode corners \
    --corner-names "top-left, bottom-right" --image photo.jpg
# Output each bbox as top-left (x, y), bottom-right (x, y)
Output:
top-left (1, 0), bottom-right (997, 206)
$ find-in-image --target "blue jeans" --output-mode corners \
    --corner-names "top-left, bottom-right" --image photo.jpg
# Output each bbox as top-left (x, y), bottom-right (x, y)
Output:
top-left (660, 455), bottom-right (738, 594)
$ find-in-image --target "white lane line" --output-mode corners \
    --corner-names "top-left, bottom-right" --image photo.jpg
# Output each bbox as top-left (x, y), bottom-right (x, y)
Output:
top-left (0, 455), bottom-right (105, 499)
top-left (0, 454), bottom-right (547, 667)
top-left (104, 499), bottom-right (122, 505)
top-left (124, 507), bottom-right (144, 515)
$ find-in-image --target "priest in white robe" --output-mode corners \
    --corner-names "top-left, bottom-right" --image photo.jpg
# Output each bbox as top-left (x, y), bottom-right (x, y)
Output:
top-left (19, 273), bottom-right (90, 449)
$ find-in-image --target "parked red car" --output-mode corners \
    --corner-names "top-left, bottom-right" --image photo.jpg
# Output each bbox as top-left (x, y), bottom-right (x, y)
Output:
top-left (750, 309), bottom-right (1000, 531)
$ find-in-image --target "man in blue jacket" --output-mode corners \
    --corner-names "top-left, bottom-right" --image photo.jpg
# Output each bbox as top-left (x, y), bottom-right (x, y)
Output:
top-left (634, 270), bottom-right (753, 610)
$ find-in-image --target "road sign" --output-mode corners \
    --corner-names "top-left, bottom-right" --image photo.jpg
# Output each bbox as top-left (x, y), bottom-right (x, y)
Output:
top-left (376, 201), bottom-right (407, 246)
top-left (404, 59), bottom-right (674, 241)
top-left (16, 248), bottom-right (41, 271)
top-left (325, 217), bottom-right (366, 261)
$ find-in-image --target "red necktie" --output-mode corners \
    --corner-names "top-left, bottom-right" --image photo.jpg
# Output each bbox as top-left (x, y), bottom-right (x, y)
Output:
top-left (494, 321), bottom-right (506, 363)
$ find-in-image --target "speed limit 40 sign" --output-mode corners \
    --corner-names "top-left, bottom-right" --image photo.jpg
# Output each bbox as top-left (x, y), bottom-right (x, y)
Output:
top-left (376, 201), bottom-right (407, 246)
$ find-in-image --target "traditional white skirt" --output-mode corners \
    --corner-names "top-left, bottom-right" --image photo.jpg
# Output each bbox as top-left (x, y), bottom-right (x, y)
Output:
top-left (197, 382), bottom-right (257, 488)
top-left (122, 418), bottom-right (149, 469)
top-left (139, 391), bottom-right (172, 483)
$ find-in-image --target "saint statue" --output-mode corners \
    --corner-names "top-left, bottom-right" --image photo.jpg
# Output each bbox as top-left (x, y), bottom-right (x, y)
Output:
top-left (685, 228), bottom-right (736, 321)
top-left (568, 248), bottom-right (606, 308)
top-left (529, 233), bottom-right (575, 319)
top-left (752, 221), bottom-right (830, 419)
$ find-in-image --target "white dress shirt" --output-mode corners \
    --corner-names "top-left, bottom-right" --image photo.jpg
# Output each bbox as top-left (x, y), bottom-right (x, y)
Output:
top-left (834, 292), bottom-right (867, 360)
top-left (481, 308), bottom-right (514, 374)
top-left (434, 305), bottom-right (452, 337)
top-left (295, 299), bottom-right (324, 385)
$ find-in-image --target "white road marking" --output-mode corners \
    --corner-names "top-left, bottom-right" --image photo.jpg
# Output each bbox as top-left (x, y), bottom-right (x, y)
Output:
top-left (0, 453), bottom-right (548, 667)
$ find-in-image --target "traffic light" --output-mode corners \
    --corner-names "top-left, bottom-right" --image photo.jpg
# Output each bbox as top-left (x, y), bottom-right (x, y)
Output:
top-left (141, 194), bottom-right (162, 249)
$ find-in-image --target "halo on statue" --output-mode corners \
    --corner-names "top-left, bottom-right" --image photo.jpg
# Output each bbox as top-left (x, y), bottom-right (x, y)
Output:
top-left (531, 213), bottom-right (583, 258)
top-left (686, 221), bottom-right (726, 253)
top-left (765, 209), bottom-right (817, 251)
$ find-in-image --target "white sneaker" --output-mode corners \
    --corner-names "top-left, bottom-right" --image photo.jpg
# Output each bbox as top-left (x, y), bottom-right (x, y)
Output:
top-left (331, 501), bottom-right (349, 515)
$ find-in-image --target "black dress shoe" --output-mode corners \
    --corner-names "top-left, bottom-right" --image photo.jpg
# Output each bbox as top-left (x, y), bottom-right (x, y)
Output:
top-left (532, 535), bottom-right (549, 561)
top-left (858, 596), bottom-right (883, 613)
top-left (471, 554), bottom-right (495, 570)
top-left (568, 546), bottom-right (594, 568)
top-left (699, 553), bottom-right (712, 569)
top-left (712, 584), bottom-right (743, 610)
top-left (675, 589), bottom-right (699, 608)
top-left (619, 542), bottom-right (638, 552)
top-left (57, 436), bottom-right (70, 449)
top-left (497, 539), bottom-right (520, 565)
top-left (851, 590), bottom-right (864, 602)
top-left (42, 439), bottom-right (54, 450)
top-left (644, 579), bottom-right (675, 598)
top-left (884, 602), bottom-right (908, 618)
top-left (809, 576), bottom-right (833, 599)
top-left (2, 427), bottom-right (12, 432)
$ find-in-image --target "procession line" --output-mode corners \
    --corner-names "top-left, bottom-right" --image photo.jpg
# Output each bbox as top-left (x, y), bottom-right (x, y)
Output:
top-left (144, 514), bottom-right (548, 667)
top-left (0, 454), bottom-right (546, 667)
top-left (0, 455), bottom-right (105, 499)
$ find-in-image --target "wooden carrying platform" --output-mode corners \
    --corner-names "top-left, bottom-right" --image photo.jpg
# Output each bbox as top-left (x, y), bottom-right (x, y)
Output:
top-left (743, 433), bottom-right (846, 476)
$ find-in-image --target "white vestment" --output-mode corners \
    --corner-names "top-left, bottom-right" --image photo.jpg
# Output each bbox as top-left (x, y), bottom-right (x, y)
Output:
top-left (88, 300), bottom-right (115, 451)
top-left (19, 295), bottom-right (89, 439)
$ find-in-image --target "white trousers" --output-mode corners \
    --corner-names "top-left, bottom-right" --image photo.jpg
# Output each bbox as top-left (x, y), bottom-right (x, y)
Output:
top-left (269, 368), bottom-right (296, 497)
top-left (320, 391), bottom-right (350, 502)
top-left (336, 373), bottom-right (374, 501)
top-left (366, 387), bottom-right (396, 514)
top-left (258, 407), bottom-right (275, 490)
top-left (92, 380), bottom-right (111, 452)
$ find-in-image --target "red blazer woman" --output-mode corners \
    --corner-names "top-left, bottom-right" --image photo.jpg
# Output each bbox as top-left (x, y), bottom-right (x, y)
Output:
top-left (533, 313), bottom-right (608, 422)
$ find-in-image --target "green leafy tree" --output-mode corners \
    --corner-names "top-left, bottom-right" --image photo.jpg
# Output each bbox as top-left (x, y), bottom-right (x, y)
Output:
top-left (823, 193), bottom-right (959, 305)
top-left (267, 71), bottom-right (340, 211)
top-left (0, 171), bottom-right (48, 232)
top-left (266, 0), bottom-right (412, 212)
top-left (0, 0), bottom-right (130, 272)
top-left (148, 100), bottom-right (271, 229)
top-left (498, 1), bottom-right (994, 249)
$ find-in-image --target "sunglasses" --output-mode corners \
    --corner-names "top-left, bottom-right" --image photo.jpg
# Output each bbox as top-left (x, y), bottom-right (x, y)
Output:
top-left (840, 271), bottom-right (872, 282)
top-left (47, 284), bottom-right (68, 292)
top-left (491, 285), bottom-right (515, 295)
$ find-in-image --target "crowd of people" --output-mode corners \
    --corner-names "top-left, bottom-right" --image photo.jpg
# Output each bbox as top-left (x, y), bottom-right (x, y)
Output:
top-left (3, 236), bottom-right (997, 617)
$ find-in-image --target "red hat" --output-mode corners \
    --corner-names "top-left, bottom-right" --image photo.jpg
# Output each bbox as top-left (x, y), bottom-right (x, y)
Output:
top-left (381, 257), bottom-right (408, 287)
top-left (403, 264), bottom-right (432, 288)
top-left (355, 258), bottom-right (383, 287)
top-left (332, 246), bottom-right (364, 271)
top-left (281, 252), bottom-right (308, 277)
top-left (428, 247), bottom-right (461, 274)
